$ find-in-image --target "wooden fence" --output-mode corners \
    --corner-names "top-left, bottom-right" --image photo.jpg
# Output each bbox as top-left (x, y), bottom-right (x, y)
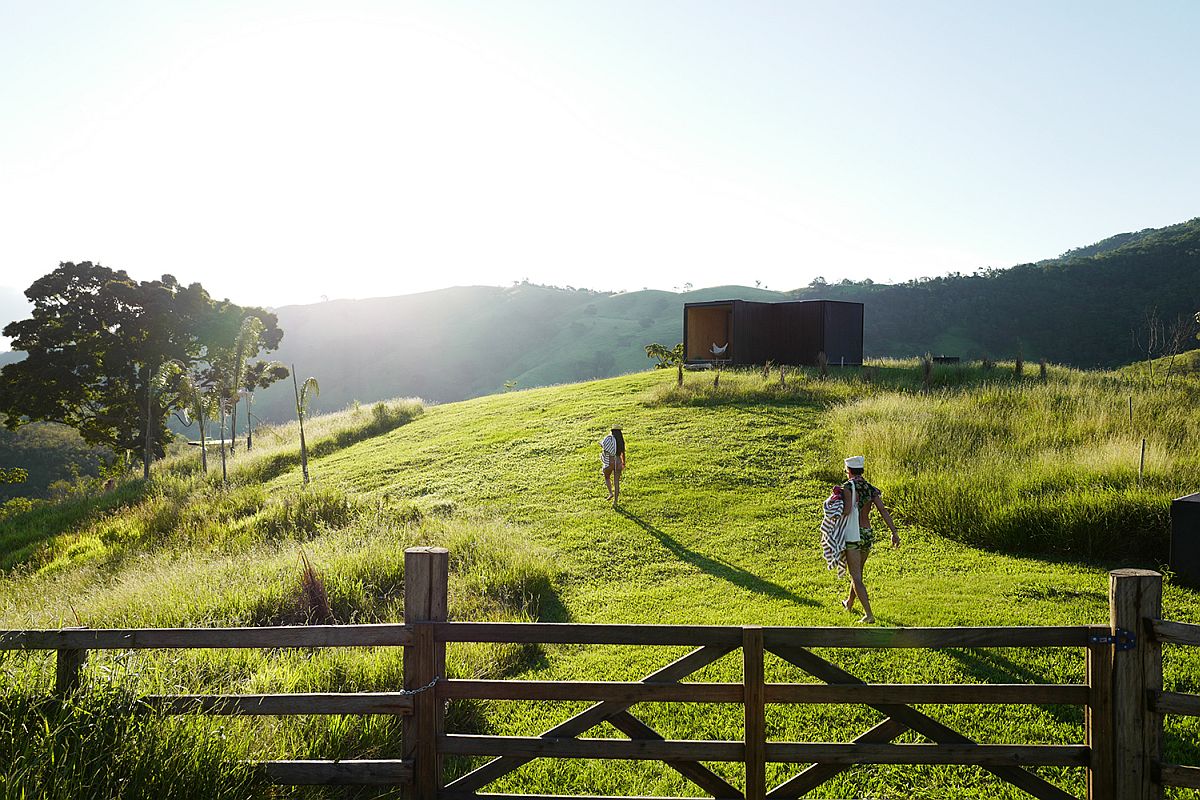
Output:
top-left (2, 550), bottom-right (1199, 799)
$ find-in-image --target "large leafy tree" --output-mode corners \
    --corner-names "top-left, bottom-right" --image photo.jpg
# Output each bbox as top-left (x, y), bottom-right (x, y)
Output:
top-left (0, 262), bottom-right (283, 478)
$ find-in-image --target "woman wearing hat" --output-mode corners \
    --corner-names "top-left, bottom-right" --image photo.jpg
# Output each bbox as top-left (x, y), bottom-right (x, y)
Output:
top-left (600, 427), bottom-right (626, 507)
top-left (837, 455), bottom-right (899, 623)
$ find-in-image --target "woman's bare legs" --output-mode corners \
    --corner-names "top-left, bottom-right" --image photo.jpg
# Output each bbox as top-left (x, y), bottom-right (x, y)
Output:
top-left (611, 466), bottom-right (621, 507)
top-left (844, 548), bottom-right (874, 622)
top-left (602, 466), bottom-right (614, 500)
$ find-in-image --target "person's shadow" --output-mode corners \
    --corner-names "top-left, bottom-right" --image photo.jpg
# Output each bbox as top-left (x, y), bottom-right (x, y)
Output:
top-left (617, 508), bottom-right (817, 607)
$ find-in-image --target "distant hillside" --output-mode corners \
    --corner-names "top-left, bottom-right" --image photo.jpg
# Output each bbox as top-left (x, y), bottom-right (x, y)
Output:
top-left (249, 283), bottom-right (786, 421)
top-left (3, 219), bottom-right (1198, 429)
top-left (791, 217), bottom-right (1200, 366)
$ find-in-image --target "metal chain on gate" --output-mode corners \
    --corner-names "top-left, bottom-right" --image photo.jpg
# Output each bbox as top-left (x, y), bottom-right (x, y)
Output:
top-left (399, 675), bottom-right (440, 696)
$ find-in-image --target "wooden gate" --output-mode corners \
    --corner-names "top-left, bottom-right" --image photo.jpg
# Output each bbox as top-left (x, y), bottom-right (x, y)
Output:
top-left (2, 550), bottom-right (1197, 799)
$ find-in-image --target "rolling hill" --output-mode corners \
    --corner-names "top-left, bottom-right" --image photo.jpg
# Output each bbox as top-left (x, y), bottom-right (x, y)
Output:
top-left (2, 363), bottom-right (1198, 797)
top-left (245, 218), bottom-right (1199, 422)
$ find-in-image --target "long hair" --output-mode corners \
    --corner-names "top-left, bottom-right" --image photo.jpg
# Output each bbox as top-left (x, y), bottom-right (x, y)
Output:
top-left (612, 428), bottom-right (625, 456)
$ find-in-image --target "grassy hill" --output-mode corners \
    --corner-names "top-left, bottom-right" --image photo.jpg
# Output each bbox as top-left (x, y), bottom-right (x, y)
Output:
top-left (2, 363), bottom-right (1200, 798)
top-left (243, 218), bottom-right (1199, 425)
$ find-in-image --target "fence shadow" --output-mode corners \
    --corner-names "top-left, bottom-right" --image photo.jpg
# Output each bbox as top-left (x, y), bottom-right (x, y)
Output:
top-left (618, 509), bottom-right (817, 607)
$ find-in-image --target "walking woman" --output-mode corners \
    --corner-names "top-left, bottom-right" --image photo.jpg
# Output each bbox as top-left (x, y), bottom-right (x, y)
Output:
top-left (600, 427), bottom-right (626, 507)
top-left (821, 455), bottom-right (899, 623)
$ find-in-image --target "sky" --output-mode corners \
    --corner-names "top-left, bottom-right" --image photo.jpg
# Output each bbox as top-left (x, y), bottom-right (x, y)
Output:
top-left (2, 0), bottom-right (1199, 347)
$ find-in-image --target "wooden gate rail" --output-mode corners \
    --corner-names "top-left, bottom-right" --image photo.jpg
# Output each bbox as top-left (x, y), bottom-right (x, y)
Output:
top-left (1147, 616), bottom-right (1200, 791)
top-left (0, 621), bottom-right (418, 787)
top-left (2, 554), bottom-right (1197, 799)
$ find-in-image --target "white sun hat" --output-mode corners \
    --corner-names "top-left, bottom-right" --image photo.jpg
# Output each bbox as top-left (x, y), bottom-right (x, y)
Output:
top-left (844, 456), bottom-right (865, 470)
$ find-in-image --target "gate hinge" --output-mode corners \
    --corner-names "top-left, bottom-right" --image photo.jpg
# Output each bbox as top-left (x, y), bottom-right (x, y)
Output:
top-left (1090, 628), bottom-right (1136, 651)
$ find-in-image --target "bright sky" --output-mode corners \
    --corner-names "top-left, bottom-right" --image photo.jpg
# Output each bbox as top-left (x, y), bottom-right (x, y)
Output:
top-left (2, 0), bottom-right (1199, 347)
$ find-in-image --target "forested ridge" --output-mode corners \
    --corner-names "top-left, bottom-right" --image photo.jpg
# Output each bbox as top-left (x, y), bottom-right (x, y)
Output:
top-left (1, 218), bottom-right (1198, 497)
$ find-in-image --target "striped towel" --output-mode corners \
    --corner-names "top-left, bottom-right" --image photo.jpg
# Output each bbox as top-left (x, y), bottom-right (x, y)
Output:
top-left (820, 489), bottom-right (850, 578)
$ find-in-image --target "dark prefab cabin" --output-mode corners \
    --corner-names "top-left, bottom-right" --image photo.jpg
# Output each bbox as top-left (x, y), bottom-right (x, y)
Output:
top-left (683, 299), bottom-right (864, 366)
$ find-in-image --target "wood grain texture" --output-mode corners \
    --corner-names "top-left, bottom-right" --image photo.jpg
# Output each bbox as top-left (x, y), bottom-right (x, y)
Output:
top-left (607, 711), bottom-right (742, 798)
top-left (0, 624), bottom-right (412, 650)
top-left (1110, 569), bottom-right (1162, 800)
top-left (766, 717), bottom-right (908, 799)
top-left (764, 743), bottom-right (1089, 766)
top-left (1086, 640), bottom-right (1114, 800)
top-left (744, 626), bottom-right (766, 800)
top-left (1157, 762), bottom-right (1200, 789)
top-left (440, 734), bottom-right (744, 761)
top-left (1148, 619), bottom-right (1200, 646)
top-left (144, 692), bottom-right (414, 716)
top-left (1151, 690), bottom-right (1200, 716)
top-left (258, 759), bottom-right (412, 785)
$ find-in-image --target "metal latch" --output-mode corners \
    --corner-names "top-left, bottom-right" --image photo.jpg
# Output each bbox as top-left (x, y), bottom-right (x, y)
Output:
top-left (1090, 628), bottom-right (1136, 651)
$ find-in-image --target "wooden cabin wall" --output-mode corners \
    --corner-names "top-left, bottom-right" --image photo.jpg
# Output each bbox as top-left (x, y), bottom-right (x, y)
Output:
top-left (821, 301), bottom-right (865, 365)
top-left (685, 304), bottom-right (733, 361)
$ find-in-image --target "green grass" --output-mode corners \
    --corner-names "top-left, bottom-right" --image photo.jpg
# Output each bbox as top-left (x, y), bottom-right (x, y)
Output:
top-left (2, 366), bottom-right (1199, 797)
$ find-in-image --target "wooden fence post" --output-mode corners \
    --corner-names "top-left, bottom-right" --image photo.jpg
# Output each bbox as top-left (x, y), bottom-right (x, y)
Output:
top-left (403, 547), bottom-right (449, 798)
top-left (1085, 633), bottom-right (1113, 800)
top-left (1110, 569), bottom-right (1163, 800)
top-left (743, 626), bottom-right (765, 800)
top-left (54, 627), bottom-right (88, 698)
top-left (54, 647), bottom-right (87, 697)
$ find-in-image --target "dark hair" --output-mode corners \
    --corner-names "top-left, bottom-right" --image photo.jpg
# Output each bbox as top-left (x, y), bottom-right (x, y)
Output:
top-left (848, 467), bottom-right (864, 476)
top-left (612, 429), bottom-right (625, 455)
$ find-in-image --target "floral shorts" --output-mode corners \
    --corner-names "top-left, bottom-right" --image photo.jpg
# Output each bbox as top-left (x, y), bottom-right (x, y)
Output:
top-left (844, 527), bottom-right (875, 551)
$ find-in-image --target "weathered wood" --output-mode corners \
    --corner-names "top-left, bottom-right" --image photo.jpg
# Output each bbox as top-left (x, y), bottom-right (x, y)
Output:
top-left (744, 626), bottom-right (766, 800)
top-left (765, 742), bottom-right (1089, 766)
top-left (1110, 568), bottom-right (1163, 800)
top-left (440, 734), bottom-right (744, 761)
top-left (1148, 618), bottom-right (1200, 647)
top-left (403, 546), bottom-right (449, 799)
top-left (1157, 762), bottom-right (1200, 789)
top-left (608, 711), bottom-right (743, 798)
top-left (54, 644), bottom-right (87, 697)
top-left (0, 624), bottom-right (412, 650)
top-left (433, 621), bottom-right (742, 646)
top-left (443, 644), bottom-right (736, 793)
top-left (441, 795), bottom-right (719, 800)
top-left (431, 622), bottom-right (1093, 648)
top-left (258, 759), bottom-right (412, 785)
top-left (1151, 690), bottom-right (1200, 716)
top-left (144, 692), bottom-right (414, 716)
top-left (1087, 639), bottom-right (1115, 800)
top-left (765, 625), bottom-right (1093, 649)
top-left (439, 680), bottom-right (742, 703)
top-left (769, 643), bottom-right (1077, 800)
top-left (766, 717), bottom-right (908, 799)
top-left (764, 683), bottom-right (1089, 705)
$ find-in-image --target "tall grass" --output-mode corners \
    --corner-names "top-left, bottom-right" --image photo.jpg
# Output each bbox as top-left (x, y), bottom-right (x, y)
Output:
top-left (830, 371), bottom-right (1200, 560)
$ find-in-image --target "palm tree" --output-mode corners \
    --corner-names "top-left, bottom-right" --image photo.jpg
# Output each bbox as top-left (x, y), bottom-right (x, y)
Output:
top-left (292, 367), bottom-right (319, 485)
top-left (175, 373), bottom-right (219, 474)
top-left (241, 360), bottom-right (289, 451)
top-left (227, 317), bottom-right (265, 455)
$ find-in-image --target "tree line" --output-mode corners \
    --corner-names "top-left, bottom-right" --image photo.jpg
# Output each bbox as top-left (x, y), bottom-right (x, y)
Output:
top-left (0, 262), bottom-right (289, 481)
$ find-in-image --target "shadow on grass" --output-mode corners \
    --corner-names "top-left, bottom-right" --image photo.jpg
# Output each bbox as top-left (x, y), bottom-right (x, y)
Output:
top-left (943, 647), bottom-right (1083, 728)
top-left (617, 508), bottom-right (817, 607)
top-left (0, 480), bottom-right (151, 571)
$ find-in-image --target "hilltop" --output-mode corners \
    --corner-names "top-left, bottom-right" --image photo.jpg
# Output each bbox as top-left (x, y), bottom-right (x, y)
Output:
top-left (2, 362), bottom-right (1199, 797)
top-left (246, 218), bottom-right (1199, 421)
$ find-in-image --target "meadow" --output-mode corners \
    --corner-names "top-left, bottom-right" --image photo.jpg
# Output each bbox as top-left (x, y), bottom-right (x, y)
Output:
top-left (1, 361), bottom-right (1198, 798)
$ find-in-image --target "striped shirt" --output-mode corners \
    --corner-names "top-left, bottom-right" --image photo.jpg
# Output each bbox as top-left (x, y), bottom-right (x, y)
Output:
top-left (600, 434), bottom-right (619, 468)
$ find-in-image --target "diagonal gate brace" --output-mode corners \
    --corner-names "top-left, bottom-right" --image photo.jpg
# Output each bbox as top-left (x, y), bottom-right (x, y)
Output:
top-left (444, 643), bottom-right (738, 795)
top-left (767, 643), bottom-right (1077, 800)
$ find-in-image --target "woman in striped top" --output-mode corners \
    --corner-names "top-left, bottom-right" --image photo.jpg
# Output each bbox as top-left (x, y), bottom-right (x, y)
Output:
top-left (600, 427), bottom-right (626, 507)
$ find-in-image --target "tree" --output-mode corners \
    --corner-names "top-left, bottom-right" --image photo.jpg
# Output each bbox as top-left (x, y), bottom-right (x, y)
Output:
top-left (0, 262), bottom-right (283, 477)
top-left (645, 342), bottom-right (685, 387)
top-left (175, 371), bottom-right (219, 474)
top-left (241, 360), bottom-right (289, 451)
top-left (292, 369), bottom-right (319, 485)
